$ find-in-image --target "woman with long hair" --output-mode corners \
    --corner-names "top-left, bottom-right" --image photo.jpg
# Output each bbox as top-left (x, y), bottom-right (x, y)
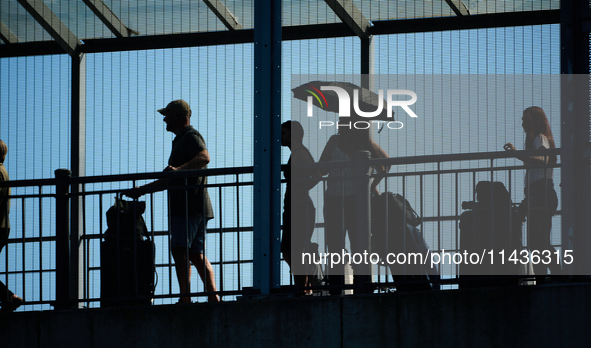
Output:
top-left (319, 126), bottom-right (389, 294)
top-left (503, 106), bottom-right (561, 281)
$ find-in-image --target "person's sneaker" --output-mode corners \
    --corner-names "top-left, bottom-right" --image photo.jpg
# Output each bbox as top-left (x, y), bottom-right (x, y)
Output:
top-left (1, 295), bottom-right (23, 312)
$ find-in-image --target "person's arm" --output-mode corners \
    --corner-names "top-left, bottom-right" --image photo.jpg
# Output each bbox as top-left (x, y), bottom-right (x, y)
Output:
top-left (370, 141), bottom-right (390, 195)
top-left (503, 138), bottom-right (550, 164)
top-left (123, 176), bottom-right (167, 199)
top-left (165, 149), bottom-right (210, 171)
top-left (124, 149), bottom-right (210, 199)
top-left (292, 147), bottom-right (322, 191)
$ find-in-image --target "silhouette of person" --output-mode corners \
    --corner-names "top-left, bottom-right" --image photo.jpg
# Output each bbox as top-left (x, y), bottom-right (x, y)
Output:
top-left (281, 121), bottom-right (321, 294)
top-left (319, 126), bottom-right (389, 294)
top-left (504, 106), bottom-right (561, 281)
top-left (0, 140), bottom-right (23, 312)
top-left (125, 100), bottom-right (219, 303)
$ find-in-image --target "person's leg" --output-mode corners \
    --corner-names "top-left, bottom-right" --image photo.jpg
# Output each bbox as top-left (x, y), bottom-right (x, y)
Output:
top-left (171, 247), bottom-right (192, 303)
top-left (344, 196), bottom-right (373, 294)
top-left (0, 280), bottom-right (13, 303)
top-left (0, 228), bottom-right (21, 310)
top-left (187, 218), bottom-right (220, 302)
top-left (324, 196), bottom-right (345, 295)
top-left (189, 253), bottom-right (219, 302)
top-left (0, 281), bottom-right (21, 312)
top-left (290, 197), bottom-right (316, 294)
top-left (528, 209), bottom-right (560, 278)
top-left (527, 181), bottom-right (560, 282)
top-left (170, 215), bottom-right (196, 303)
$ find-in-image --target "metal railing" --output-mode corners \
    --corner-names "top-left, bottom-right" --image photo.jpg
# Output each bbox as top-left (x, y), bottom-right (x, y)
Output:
top-left (0, 149), bottom-right (563, 311)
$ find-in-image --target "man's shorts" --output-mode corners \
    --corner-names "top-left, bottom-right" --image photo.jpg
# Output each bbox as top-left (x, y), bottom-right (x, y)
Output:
top-left (170, 215), bottom-right (207, 254)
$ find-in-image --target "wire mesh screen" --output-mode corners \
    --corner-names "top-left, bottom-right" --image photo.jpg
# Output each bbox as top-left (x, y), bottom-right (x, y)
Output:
top-left (0, 0), bottom-right (580, 311)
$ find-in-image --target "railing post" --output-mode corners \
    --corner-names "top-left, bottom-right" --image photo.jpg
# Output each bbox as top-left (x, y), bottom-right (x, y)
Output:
top-left (55, 169), bottom-right (71, 310)
top-left (354, 151), bottom-right (372, 290)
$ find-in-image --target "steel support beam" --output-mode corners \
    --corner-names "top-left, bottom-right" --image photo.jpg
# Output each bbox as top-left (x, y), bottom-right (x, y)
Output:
top-left (16, 0), bottom-right (81, 56)
top-left (253, 0), bottom-right (282, 294)
top-left (82, 0), bottom-right (138, 38)
top-left (324, 0), bottom-right (371, 39)
top-left (204, 0), bottom-right (243, 30)
top-left (360, 36), bottom-right (374, 90)
top-left (70, 53), bottom-right (86, 307)
top-left (0, 21), bottom-right (18, 43)
top-left (560, 0), bottom-right (591, 276)
top-left (370, 9), bottom-right (558, 35)
top-left (0, 10), bottom-right (560, 58)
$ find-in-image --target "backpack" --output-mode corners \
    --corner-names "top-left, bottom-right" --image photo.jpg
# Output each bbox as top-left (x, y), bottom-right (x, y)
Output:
top-left (475, 181), bottom-right (512, 208)
top-left (371, 191), bottom-right (422, 257)
top-left (104, 197), bottom-right (149, 241)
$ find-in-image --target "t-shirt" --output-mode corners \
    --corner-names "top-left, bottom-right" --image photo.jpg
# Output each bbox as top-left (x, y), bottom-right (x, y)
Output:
top-left (324, 135), bottom-right (375, 198)
top-left (525, 133), bottom-right (553, 186)
top-left (168, 126), bottom-right (214, 220)
top-left (325, 141), bottom-right (356, 198)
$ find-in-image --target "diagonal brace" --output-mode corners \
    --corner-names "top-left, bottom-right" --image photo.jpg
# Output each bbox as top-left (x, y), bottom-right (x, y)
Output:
top-left (204, 0), bottom-right (243, 30)
top-left (16, 0), bottom-right (81, 56)
top-left (445, 0), bottom-right (471, 16)
top-left (82, 0), bottom-right (139, 38)
top-left (324, 0), bottom-right (372, 39)
top-left (0, 21), bottom-right (19, 43)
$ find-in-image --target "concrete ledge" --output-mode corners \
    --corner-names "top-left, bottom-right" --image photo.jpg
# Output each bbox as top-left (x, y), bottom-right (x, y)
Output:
top-left (2, 283), bottom-right (590, 347)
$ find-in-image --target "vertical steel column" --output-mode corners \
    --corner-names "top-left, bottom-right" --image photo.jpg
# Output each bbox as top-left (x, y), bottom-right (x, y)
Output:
top-left (253, 0), bottom-right (282, 294)
top-left (360, 37), bottom-right (374, 76)
top-left (360, 37), bottom-right (374, 289)
top-left (360, 36), bottom-right (374, 91)
top-left (70, 53), bottom-right (86, 306)
top-left (55, 169), bottom-right (71, 310)
top-left (560, 0), bottom-right (591, 275)
top-left (354, 151), bottom-right (371, 278)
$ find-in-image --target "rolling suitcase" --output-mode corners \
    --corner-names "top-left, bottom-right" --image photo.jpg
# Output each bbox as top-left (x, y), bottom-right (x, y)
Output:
top-left (372, 192), bottom-right (439, 291)
top-left (459, 181), bottom-right (523, 288)
top-left (101, 197), bottom-right (155, 307)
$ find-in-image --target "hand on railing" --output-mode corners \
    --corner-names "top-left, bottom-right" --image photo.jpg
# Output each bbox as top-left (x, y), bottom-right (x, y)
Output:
top-left (122, 186), bottom-right (145, 200)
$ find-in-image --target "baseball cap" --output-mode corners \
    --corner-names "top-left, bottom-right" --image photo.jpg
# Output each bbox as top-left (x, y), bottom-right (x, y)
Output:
top-left (157, 99), bottom-right (191, 117)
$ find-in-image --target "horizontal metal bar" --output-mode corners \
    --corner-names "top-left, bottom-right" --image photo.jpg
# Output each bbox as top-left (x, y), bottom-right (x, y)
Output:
top-left (377, 163), bottom-right (561, 180)
top-left (81, 29), bottom-right (255, 54)
top-left (4, 236), bottom-right (57, 244)
top-left (371, 9), bottom-right (560, 35)
top-left (79, 227), bottom-right (255, 241)
top-left (0, 149), bottom-right (561, 191)
top-left (0, 178), bottom-right (56, 188)
top-left (0, 10), bottom-right (560, 58)
top-left (2, 269), bottom-right (56, 275)
top-left (372, 148), bottom-right (561, 167)
top-left (71, 166), bottom-right (255, 184)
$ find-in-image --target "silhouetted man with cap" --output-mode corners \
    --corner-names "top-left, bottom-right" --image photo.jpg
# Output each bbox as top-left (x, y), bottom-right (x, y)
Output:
top-left (126, 100), bottom-right (219, 303)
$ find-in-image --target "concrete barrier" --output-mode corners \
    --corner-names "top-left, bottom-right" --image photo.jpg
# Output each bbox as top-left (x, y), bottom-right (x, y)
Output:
top-left (2, 283), bottom-right (590, 347)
